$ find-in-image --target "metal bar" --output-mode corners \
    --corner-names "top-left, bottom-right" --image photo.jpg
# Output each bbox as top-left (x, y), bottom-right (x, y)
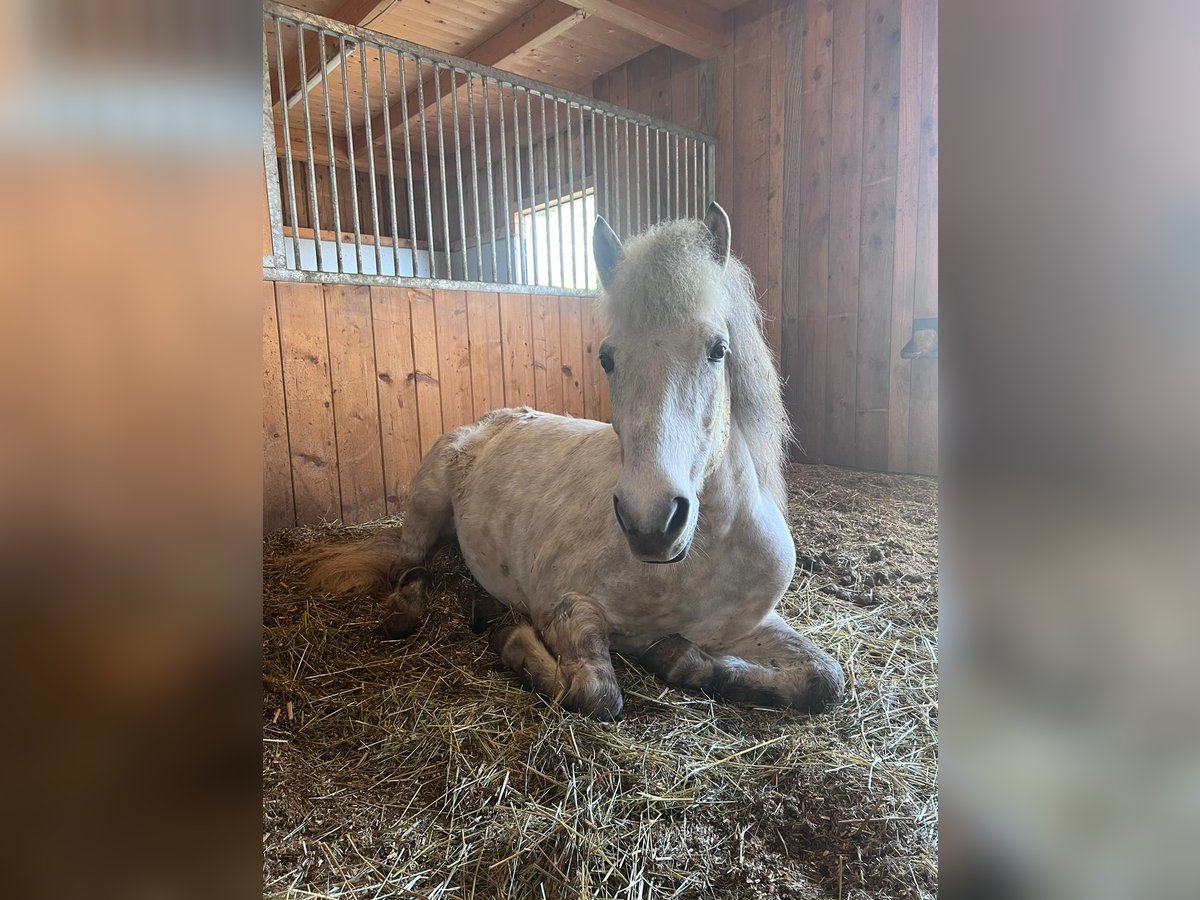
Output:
top-left (633, 120), bottom-right (641, 236)
top-left (539, 94), bottom-right (553, 284)
top-left (414, 57), bottom-right (438, 277)
top-left (262, 27), bottom-right (286, 268)
top-left (692, 136), bottom-right (700, 216)
top-left (296, 26), bottom-right (323, 270)
top-left (450, 69), bottom-right (468, 279)
top-left (701, 140), bottom-right (708, 210)
top-left (644, 123), bottom-right (651, 229)
top-left (600, 114), bottom-right (609, 227)
top-left (339, 36), bottom-right (363, 272)
top-left (584, 106), bottom-right (594, 287)
top-left (681, 134), bottom-right (689, 219)
top-left (317, 31), bottom-right (344, 273)
top-left (673, 132), bottom-right (681, 219)
top-left (552, 99), bottom-right (565, 288)
top-left (496, 81), bottom-right (511, 284)
top-left (653, 127), bottom-right (660, 225)
top-left (359, 40), bottom-right (383, 274)
top-left (664, 127), bottom-right (672, 221)
top-left (622, 118), bottom-right (630, 239)
top-left (467, 74), bottom-right (483, 280)
top-left (700, 141), bottom-right (710, 216)
top-left (525, 89), bottom-right (539, 286)
top-left (565, 102), bottom-right (576, 289)
top-left (482, 77), bottom-right (497, 282)
top-left (264, 264), bottom-right (598, 296)
top-left (378, 49), bottom-right (402, 276)
top-left (265, 3), bottom-right (715, 144)
top-left (510, 85), bottom-right (525, 284)
top-left (398, 53), bottom-right (421, 277)
top-left (273, 23), bottom-right (302, 266)
top-left (433, 65), bottom-right (453, 279)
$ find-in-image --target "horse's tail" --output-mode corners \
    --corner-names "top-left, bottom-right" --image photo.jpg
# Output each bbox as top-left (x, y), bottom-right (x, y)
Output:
top-left (296, 527), bottom-right (408, 596)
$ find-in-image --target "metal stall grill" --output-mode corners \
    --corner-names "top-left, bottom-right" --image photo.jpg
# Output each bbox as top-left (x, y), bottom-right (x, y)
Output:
top-left (262, 2), bottom-right (717, 295)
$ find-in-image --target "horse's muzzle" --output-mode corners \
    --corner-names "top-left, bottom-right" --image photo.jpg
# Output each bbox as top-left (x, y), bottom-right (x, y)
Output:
top-left (613, 493), bottom-right (692, 563)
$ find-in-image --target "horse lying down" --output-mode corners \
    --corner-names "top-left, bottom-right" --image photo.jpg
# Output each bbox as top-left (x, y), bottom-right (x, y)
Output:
top-left (301, 202), bottom-right (845, 721)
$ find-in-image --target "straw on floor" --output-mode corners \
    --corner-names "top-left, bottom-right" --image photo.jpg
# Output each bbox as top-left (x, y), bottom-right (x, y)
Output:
top-left (264, 464), bottom-right (938, 899)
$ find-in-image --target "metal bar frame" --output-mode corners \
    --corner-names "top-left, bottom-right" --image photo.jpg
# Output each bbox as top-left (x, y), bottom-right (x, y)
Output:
top-left (263, 2), bottom-right (715, 292)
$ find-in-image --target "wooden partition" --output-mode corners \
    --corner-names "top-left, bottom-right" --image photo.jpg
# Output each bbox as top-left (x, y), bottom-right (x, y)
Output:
top-left (596, 0), bottom-right (939, 476)
top-left (263, 282), bottom-right (608, 531)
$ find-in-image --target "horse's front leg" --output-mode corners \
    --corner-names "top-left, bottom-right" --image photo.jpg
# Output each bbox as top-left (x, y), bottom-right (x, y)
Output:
top-left (490, 592), bottom-right (624, 721)
top-left (641, 613), bottom-right (845, 713)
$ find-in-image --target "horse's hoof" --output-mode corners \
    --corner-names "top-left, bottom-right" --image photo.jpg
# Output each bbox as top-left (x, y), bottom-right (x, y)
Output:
top-left (800, 660), bottom-right (846, 714)
top-left (566, 676), bottom-right (624, 722)
top-left (381, 608), bottom-right (421, 639)
top-left (394, 566), bottom-right (432, 592)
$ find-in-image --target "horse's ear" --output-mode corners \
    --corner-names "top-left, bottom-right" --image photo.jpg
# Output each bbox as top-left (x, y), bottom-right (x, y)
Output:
top-left (702, 202), bottom-right (731, 268)
top-left (593, 216), bottom-right (624, 288)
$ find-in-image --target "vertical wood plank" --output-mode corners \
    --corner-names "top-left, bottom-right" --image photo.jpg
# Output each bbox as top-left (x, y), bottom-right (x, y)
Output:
top-left (325, 284), bottom-right (386, 524)
top-left (697, 59), bottom-right (716, 135)
top-left (670, 49), bottom-right (700, 131)
top-left (908, 0), bottom-right (938, 475)
top-left (499, 292), bottom-right (537, 408)
top-left (855, 0), bottom-right (902, 471)
top-left (262, 282), bottom-right (295, 532)
top-left (409, 287), bottom-right (444, 456)
top-left (780, 0), bottom-right (805, 456)
top-left (433, 289), bottom-right (475, 431)
top-left (466, 291), bottom-right (505, 418)
top-left (276, 281), bottom-right (341, 524)
top-left (559, 296), bottom-right (586, 417)
top-left (531, 295), bottom-right (564, 413)
top-left (730, 1), bottom-right (776, 357)
top-left (887, 0), bottom-right (922, 473)
top-left (795, 0), bottom-right (834, 461)
top-left (715, 34), bottom-right (735, 212)
top-left (580, 299), bottom-right (606, 421)
top-left (765, 0), bottom-right (788, 397)
top-left (370, 285), bottom-right (422, 512)
top-left (827, 0), bottom-right (866, 466)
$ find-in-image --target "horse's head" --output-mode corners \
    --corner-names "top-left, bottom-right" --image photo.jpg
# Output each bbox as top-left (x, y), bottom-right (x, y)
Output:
top-left (592, 203), bottom-right (736, 564)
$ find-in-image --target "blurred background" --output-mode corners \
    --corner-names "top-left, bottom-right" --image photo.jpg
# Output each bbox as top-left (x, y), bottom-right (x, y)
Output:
top-left (0, 0), bottom-right (1197, 897)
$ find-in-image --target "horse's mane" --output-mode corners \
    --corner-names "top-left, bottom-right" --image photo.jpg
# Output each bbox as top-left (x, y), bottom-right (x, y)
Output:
top-left (597, 220), bottom-right (791, 509)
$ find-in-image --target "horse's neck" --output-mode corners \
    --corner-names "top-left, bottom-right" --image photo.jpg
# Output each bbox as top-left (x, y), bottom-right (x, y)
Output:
top-left (698, 424), bottom-right (776, 528)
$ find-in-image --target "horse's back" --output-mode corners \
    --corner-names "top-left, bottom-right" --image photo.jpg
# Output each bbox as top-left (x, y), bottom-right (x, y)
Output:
top-left (439, 408), bottom-right (621, 610)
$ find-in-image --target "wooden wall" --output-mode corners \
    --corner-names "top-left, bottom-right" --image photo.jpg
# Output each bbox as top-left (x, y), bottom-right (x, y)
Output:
top-left (263, 281), bottom-right (609, 531)
top-left (597, 0), bottom-right (938, 476)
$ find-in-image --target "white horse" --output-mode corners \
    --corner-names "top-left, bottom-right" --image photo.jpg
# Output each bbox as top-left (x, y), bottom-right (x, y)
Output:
top-left (302, 203), bottom-right (845, 721)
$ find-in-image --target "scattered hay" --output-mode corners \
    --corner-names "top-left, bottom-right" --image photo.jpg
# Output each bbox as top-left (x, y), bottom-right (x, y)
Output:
top-left (264, 464), bottom-right (938, 899)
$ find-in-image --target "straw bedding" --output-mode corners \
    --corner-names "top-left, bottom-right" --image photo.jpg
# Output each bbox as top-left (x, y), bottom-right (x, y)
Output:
top-left (263, 464), bottom-right (938, 899)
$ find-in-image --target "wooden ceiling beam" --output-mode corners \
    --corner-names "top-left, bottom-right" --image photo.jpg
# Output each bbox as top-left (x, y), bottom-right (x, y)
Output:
top-left (558, 0), bottom-right (726, 59)
top-left (272, 0), bottom-right (397, 109)
top-left (360, 0), bottom-right (588, 148)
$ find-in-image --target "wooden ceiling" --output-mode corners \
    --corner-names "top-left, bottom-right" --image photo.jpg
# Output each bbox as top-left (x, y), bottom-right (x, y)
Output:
top-left (271, 0), bottom-right (743, 94)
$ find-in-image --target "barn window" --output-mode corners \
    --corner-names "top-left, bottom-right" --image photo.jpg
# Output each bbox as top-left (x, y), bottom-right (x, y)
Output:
top-left (515, 189), bottom-right (597, 290)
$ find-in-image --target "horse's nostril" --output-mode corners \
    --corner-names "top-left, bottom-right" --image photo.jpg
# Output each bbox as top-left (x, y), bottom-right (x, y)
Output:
top-left (665, 496), bottom-right (690, 537)
top-left (613, 495), bottom-right (627, 532)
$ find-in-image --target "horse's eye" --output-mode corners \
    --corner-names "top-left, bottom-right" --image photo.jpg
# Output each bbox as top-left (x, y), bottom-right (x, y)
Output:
top-left (599, 351), bottom-right (615, 374)
top-left (708, 341), bottom-right (729, 362)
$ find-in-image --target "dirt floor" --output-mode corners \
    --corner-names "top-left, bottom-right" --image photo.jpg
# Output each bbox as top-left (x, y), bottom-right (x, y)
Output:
top-left (263, 464), bottom-right (938, 899)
